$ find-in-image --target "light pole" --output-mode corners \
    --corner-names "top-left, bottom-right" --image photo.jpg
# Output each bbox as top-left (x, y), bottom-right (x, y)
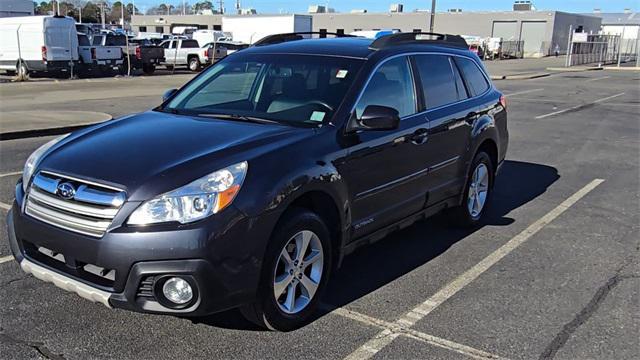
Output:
top-left (429, 0), bottom-right (436, 33)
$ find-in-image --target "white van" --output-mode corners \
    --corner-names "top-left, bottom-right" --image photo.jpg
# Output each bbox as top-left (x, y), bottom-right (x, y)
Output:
top-left (0, 16), bottom-right (79, 76)
top-left (192, 30), bottom-right (230, 47)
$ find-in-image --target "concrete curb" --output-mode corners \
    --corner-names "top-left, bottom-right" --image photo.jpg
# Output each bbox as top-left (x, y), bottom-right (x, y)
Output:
top-left (0, 111), bottom-right (112, 141)
top-left (490, 72), bottom-right (551, 80)
top-left (0, 124), bottom-right (96, 141)
top-left (602, 66), bottom-right (640, 71)
top-left (546, 66), bottom-right (603, 72)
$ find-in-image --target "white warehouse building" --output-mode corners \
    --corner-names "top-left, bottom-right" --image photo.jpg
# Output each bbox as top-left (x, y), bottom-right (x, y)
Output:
top-left (0, 0), bottom-right (34, 18)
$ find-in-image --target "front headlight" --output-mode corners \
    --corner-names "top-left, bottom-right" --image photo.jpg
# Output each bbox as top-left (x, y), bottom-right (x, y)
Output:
top-left (22, 134), bottom-right (69, 192)
top-left (128, 161), bottom-right (248, 225)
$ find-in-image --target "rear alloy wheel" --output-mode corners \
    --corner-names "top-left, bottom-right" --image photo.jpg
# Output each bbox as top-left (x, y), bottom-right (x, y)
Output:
top-left (448, 151), bottom-right (493, 227)
top-left (240, 209), bottom-right (332, 331)
top-left (188, 57), bottom-right (201, 72)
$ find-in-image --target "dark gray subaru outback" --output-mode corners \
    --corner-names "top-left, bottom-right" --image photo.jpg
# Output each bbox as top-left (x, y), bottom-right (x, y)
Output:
top-left (7, 32), bottom-right (508, 331)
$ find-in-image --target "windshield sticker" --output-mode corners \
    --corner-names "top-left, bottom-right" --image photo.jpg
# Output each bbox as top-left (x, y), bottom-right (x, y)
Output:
top-left (336, 70), bottom-right (349, 79)
top-left (310, 111), bottom-right (326, 122)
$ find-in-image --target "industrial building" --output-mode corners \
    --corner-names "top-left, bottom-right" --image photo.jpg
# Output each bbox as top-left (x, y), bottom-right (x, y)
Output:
top-left (130, 2), bottom-right (603, 57)
top-left (0, 0), bottom-right (34, 18)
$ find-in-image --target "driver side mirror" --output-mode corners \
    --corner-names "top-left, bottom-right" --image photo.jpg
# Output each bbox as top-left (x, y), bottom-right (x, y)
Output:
top-left (357, 105), bottom-right (400, 131)
top-left (162, 88), bottom-right (178, 102)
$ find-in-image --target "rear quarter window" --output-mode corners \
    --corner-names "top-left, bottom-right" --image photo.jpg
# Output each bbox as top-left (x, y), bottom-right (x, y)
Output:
top-left (455, 57), bottom-right (490, 97)
top-left (182, 40), bottom-right (200, 48)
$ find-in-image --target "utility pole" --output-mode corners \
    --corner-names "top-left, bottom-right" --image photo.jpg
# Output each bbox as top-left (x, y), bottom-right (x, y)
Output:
top-left (100, 1), bottom-right (105, 29)
top-left (429, 0), bottom-right (436, 32)
top-left (219, 0), bottom-right (224, 14)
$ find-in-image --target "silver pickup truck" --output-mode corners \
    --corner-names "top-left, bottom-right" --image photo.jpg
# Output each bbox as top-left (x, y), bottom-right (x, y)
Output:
top-left (77, 34), bottom-right (123, 75)
top-left (160, 39), bottom-right (226, 72)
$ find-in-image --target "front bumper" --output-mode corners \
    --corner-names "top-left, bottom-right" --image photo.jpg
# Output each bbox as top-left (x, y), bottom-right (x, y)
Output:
top-left (8, 182), bottom-right (278, 316)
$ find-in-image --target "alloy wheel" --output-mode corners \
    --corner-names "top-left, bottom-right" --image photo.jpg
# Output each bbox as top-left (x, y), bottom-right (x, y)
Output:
top-left (273, 230), bottom-right (324, 314)
top-left (467, 163), bottom-right (489, 218)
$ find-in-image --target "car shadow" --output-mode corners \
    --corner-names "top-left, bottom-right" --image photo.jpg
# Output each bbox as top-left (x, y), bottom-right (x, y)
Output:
top-left (193, 160), bottom-right (559, 330)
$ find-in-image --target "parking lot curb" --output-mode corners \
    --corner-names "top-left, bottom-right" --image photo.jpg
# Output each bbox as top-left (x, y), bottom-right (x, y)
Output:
top-left (0, 111), bottom-right (112, 141)
top-left (491, 72), bottom-right (551, 80)
top-left (546, 66), bottom-right (603, 72)
top-left (0, 124), bottom-right (99, 141)
top-left (602, 66), bottom-right (640, 71)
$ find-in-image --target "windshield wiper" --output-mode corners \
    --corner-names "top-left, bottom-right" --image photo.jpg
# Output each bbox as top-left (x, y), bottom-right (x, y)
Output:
top-left (195, 113), bottom-right (280, 125)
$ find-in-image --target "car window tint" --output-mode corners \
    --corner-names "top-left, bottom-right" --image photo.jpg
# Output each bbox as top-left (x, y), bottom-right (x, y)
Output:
top-left (106, 35), bottom-right (126, 46)
top-left (455, 57), bottom-right (490, 97)
top-left (413, 54), bottom-right (458, 109)
top-left (78, 35), bottom-right (90, 46)
top-left (92, 35), bottom-right (103, 45)
top-left (450, 58), bottom-right (469, 100)
top-left (182, 40), bottom-right (199, 48)
top-left (355, 56), bottom-right (416, 118)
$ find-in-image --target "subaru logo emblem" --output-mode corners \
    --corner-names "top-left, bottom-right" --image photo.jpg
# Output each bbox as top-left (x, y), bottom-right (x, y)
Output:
top-left (56, 182), bottom-right (76, 200)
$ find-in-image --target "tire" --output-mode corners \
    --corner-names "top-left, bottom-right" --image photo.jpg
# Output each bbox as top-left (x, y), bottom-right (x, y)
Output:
top-left (188, 57), bottom-right (201, 72)
top-left (142, 64), bottom-right (156, 75)
top-left (447, 151), bottom-right (493, 227)
top-left (240, 208), bottom-right (333, 331)
top-left (165, 64), bottom-right (174, 71)
top-left (16, 61), bottom-right (29, 79)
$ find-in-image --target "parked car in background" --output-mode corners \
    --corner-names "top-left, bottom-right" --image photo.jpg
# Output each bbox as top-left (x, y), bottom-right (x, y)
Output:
top-left (160, 38), bottom-right (226, 72)
top-left (0, 15), bottom-right (79, 77)
top-left (77, 33), bottom-right (123, 75)
top-left (204, 40), bottom-right (249, 55)
top-left (192, 30), bottom-right (230, 47)
top-left (92, 33), bottom-right (164, 75)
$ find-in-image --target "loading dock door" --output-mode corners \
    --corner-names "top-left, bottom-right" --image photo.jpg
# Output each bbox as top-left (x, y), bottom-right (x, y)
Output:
top-left (492, 21), bottom-right (518, 41)
top-left (520, 21), bottom-right (547, 57)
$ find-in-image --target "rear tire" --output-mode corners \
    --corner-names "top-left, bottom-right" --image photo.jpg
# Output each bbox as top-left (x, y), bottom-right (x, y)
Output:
top-left (240, 208), bottom-right (332, 331)
top-left (142, 64), bottom-right (156, 75)
top-left (188, 57), bottom-right (201, 72)
top-left (165, 64), bottom-right (174, 71)
top-left (447, 151), bottom-right (493, 227)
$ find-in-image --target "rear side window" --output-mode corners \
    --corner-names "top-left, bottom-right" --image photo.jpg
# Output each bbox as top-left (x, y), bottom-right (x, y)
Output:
top-left (355, 56), bottom-right (416, 118)
top-left (92, 35), bottom-right (104, 45)
top-left (455, 57), bottom-right (490, 96)
top-left (78, 35), bottom-right (90, 46)
top-left (106, 35), bottom-right (126, 46)
top-left (413, 55), bottom-right (458, 109)
top-left (182, 40), bottom-right (200, 48)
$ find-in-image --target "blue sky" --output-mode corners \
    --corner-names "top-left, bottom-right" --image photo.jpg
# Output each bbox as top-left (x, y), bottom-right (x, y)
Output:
top-left (133, 1), bottom-right (637, 14)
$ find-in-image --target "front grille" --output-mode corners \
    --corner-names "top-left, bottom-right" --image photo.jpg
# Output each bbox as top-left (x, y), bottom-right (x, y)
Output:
top-left (25, 171), bottom-right (126, 237)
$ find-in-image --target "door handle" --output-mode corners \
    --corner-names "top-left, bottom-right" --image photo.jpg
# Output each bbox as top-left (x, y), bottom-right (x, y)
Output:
top-left (410, 128), bottom-right (429, 145)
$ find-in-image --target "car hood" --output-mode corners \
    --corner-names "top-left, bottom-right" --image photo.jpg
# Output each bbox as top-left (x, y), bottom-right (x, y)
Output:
top-left (39, 111), bottom-right (310, 201)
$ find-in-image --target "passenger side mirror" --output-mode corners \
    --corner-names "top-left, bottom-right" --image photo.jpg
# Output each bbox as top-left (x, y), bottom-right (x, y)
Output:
top-left (358, 105), bottom-right (400, 131)
top-left (162, 88), bottom-right (178, 102)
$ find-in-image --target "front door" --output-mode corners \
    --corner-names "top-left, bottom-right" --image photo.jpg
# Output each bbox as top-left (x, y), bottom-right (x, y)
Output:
top-left (340, 56), bottom-right (432, 238)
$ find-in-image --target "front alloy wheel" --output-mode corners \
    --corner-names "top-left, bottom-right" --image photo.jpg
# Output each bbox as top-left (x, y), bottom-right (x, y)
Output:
top-left (240, 208), bottom-right (332, 331)
top-left (274, 230), bottom-right (323, 314)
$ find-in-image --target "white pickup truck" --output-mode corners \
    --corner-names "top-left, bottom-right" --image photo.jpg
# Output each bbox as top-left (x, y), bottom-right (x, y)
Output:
top-left (77, 34), bottom-right (123, 75)
top-left (160, 38), bottom-right (226, 72)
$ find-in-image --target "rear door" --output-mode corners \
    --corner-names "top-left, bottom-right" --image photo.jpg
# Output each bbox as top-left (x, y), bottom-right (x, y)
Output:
top-left (44, 18), bottom-right (77, 61)
top-left (342, 55), bottom-right (432, 237)
top-left (412, 54), bottom-right (473, 204)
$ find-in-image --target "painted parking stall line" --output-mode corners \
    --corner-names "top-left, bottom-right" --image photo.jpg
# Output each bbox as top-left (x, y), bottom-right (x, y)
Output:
top-left (0, 171), bottom-right (22, 178)
top-left (0, 255), bottom-right (14, 264)
top-left (585, 76), bottom-right (610, 83)
top-left (504, 88), bottom-right (544, 97)
top-left (0, 201), bottom-right (11, 211)
top-left (535, 93), bottom-right (625, 119)
top-left (344, 179), bottom-right (605, 360)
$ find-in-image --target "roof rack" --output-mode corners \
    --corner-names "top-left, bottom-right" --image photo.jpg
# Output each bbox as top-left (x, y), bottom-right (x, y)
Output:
top-left (369, 32), bottom-right (468, 50)
top-left (252, 32), bottom-right (356, 46)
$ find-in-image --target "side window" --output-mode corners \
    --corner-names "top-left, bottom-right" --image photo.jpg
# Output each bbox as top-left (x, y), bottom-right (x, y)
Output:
top-left (450, 58), bottom-right (469, 101)
top-left (355, 56), bottom-right (416, 118)
top-left (182, 40), bottom-right (199, 48)
top-left (413, 54), bottom-right (458, 109)
top-left (92, 35), bottom-right (103, 46)
top-left (455, 57), bottom-right (490, 97)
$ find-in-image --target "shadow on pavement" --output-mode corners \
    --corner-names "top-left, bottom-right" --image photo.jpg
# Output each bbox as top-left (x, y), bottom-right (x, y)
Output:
top-left (194, 160), bottom-right (559, 331)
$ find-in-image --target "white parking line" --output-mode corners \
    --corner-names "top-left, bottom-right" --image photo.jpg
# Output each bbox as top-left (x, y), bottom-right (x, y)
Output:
top-left (0, 202), bottom-right (11, 211)
top-left (332, 307), bottom-right (505, 360)
top-left (504, 88), bottom-right (544, 97)
top-left (585, 76), bottom-right (611, 83)
top-left (535, 93), bottom-right (625, 119)
top-left (344, 179), bottom-right (605, 360)
top-left (0, 171), bottom-right (22, 178)
top-left (0, 255), bottom-right (14, 264)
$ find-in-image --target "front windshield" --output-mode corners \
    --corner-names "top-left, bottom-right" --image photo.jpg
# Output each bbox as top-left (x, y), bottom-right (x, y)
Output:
top-left (164, 54), bottom-right (364, 126)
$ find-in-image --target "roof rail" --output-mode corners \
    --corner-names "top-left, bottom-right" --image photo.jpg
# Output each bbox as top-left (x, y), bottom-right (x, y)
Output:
top-left (369, 32), bottom-right (468, 50)
top-left (252, 32), bottom-right (356, 46)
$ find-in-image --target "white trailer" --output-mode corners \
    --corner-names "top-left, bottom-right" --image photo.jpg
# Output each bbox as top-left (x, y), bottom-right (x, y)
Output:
top-left (222, 15), bottom-right (312, 44)
top-left (0, 15), bottom-right (79, 76)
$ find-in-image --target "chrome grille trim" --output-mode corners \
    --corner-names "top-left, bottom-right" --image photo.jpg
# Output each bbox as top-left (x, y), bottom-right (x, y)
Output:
top-left (25, 172), bottom-right (126, 237)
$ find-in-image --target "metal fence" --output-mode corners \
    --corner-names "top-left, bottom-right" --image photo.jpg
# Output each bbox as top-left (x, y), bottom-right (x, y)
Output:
top-left (567, 34), bottom-right (620, 67)
top-left (500, 40), bottom-right (524, 59)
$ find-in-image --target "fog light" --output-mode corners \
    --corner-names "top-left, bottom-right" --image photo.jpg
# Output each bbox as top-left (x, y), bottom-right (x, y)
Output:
top-left (162, 277), bottom-right (193, 304)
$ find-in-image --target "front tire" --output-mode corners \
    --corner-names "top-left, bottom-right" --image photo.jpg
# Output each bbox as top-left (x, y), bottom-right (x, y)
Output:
top-left (448, 151), bottom-right (493, 227)
top-left (188, 57), bottom-right (201, 72)
top-left (241, 208), bottom-right (332, 331)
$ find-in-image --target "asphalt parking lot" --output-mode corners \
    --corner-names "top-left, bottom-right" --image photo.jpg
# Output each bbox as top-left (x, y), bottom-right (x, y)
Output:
top-left (0, 68), bottom-right (638, 359)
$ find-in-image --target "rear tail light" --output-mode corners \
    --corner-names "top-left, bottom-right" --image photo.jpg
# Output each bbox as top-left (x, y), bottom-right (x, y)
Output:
top-left (499, 95), bottom-right (507, 109)
top-left (203, 49), bottom-right (208, 59)
top-left (41, 46), bottom-right (47, 61)
top-left (135, 46), bottom-right (142, 60)
top-left (90, 48), bottom-right (96, 60)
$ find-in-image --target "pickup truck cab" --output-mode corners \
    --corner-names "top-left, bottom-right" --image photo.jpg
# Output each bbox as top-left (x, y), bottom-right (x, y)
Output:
top-left (160, 39), bottom-right (226, 72)
top-left (92, 33), bottom-right (164, 75)
top-left (77, 34), bottom-right (123, 75)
